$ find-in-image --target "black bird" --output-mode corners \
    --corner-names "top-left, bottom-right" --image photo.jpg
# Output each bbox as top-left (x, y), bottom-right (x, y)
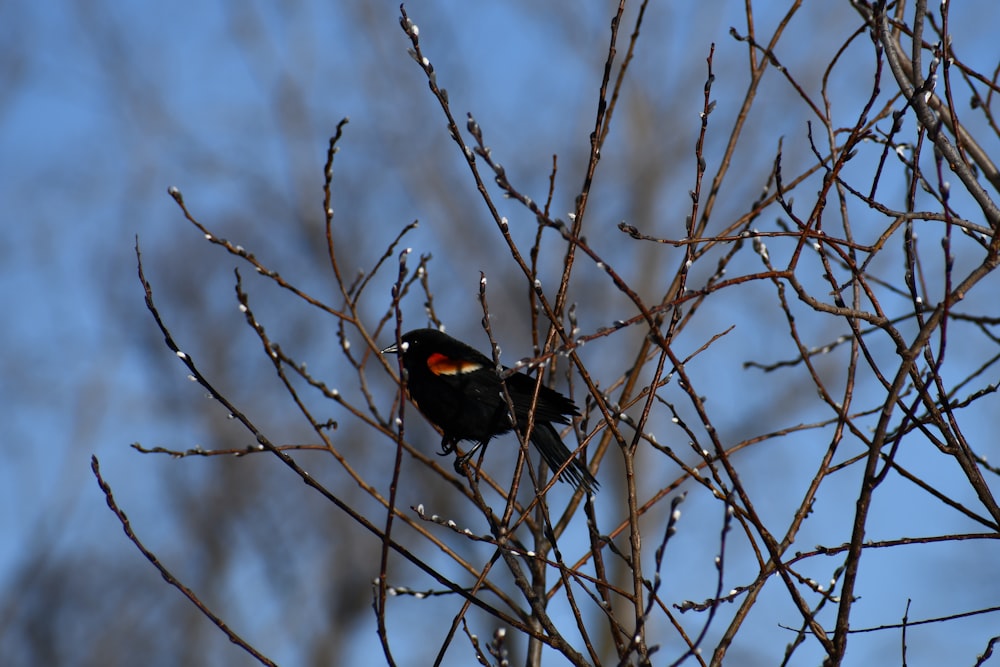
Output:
top-left (382, 328), bottom-right (598, 493)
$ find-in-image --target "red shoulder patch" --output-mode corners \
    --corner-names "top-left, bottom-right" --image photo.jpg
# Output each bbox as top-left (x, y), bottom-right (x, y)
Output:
top-left (427, 352), bottom-right (482, 376)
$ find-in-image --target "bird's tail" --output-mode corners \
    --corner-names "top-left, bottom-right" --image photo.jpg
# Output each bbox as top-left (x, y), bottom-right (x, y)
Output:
top-left (528, 423), bottom-right (599, 494)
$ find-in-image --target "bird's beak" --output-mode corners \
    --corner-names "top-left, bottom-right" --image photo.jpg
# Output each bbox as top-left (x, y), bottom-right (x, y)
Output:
top-left (381, 343), bottom-right (399, 355)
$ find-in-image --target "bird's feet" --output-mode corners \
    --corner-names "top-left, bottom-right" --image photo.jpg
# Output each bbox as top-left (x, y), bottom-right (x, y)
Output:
top-left (438, 438), bottom-right (457, 456)
top-left (455, 441), bottom-right (484, 467)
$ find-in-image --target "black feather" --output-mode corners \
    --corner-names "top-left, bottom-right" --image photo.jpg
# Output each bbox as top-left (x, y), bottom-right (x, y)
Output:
top-left (383, 328), bottom-right (598, 493)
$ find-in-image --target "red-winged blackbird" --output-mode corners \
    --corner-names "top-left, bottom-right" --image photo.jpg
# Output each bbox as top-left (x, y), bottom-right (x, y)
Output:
top-left (382, 328), bottom-right (598, 493)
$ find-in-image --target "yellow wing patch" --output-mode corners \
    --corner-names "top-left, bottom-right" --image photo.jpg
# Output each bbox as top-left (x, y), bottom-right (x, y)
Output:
top-left (427, 352), bottom-right (482, 376)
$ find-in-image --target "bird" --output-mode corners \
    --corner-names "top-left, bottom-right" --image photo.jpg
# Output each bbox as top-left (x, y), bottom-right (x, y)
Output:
top-left (382, 328), bottom-right (598, 493)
